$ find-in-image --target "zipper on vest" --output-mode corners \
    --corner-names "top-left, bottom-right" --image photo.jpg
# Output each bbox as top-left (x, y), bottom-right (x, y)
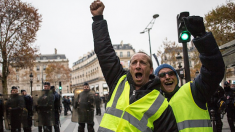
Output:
top-left (133, 90), bottom-right (136, 95)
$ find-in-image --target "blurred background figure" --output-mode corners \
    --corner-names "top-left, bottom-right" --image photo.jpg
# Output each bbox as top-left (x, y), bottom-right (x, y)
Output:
top-left (21, 89), bottom-right (33, 132)
top-left (224, 81), bottom-right (235, 132)
top-left (208, 86), bottom-right (226, 132)
top-left (62, 96), bottom-right (68, 116)
top-left (94, 93), bottom-right (101, 116)
top-left (0, 93), bottom-right (3, 132)
top-left (67, 96), bottom-right (72, 114)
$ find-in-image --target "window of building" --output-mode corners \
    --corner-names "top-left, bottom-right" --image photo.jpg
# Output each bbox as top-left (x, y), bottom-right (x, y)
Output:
top-left (16, 75), bottom-right (19, 81)
top-left (37, 85), bottom-right (41, 90)
top-left (43, 75), bottom-right (46, 80)
top-left (103, 83), bottom-right (108, 95)
top-left (43, 65), bottom-right (46, 70)
top-left (37, 66), bottom-right (40, 71)
top-left (95, 84), bottom-right (99, 92)
top-left (57, 56), bottom-right (60, 59)
top-left (43, 57), bottom-right (47, 60)
top-left (37, 74), bottom-right (40, 81)
top-left (120, 52), bottom-right (123, 57)
top-left (127, 51), bottom-right (130, 57)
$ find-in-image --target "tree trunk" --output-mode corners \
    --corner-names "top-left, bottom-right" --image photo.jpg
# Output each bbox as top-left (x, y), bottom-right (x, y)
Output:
top-left (2, 55), bottom-right (8, 95)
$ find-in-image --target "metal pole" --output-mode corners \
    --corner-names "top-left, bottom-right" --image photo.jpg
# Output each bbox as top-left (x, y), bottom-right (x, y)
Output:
top-left (30, 80), bottom-right (32, 95)
top-left (153, 53), bottom-right (160, 66)
top-left (148, 29), bottom-right (152, 60)
top-left (42, 66), bottom-right (43, 89)
top-left (182, 42), bottom-right (191, 82)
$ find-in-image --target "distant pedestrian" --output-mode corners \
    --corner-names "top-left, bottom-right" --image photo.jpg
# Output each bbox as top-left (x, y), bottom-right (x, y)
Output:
top-left (67, 96), bottom-right (72, 114)
top-left (21, 89), bottom-right (33, 132)
top-left (62, 96), bottom-right (68, 116)
top-left (0, 94), bottom-right (3, 132)
top-left (224, 81), bottom-right (235, 132)
top-left (74, 82), bottom-right (95, 132)
top-left (94, 93), bottom-right (101, 116)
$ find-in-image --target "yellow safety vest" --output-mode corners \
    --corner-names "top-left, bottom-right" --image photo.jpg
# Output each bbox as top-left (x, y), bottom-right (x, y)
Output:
top-left (98, 75), bottom-right (168, 132)
top-left (169, 82), bottom-right (213, 132)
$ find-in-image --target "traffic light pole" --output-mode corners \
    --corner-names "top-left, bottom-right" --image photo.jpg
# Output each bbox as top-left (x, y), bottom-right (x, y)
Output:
top-left (182, 42), bottom-right (191, 82)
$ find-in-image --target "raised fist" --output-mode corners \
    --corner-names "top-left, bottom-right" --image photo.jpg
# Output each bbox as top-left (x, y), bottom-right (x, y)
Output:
top-left (183, 16), bottom-right (206, 38)
top-left (90, 0), bottom-right (105, 16)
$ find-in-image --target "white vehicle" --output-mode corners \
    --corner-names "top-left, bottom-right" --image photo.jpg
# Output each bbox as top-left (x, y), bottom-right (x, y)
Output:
top-left (62, 93), bottom-right (74, 98)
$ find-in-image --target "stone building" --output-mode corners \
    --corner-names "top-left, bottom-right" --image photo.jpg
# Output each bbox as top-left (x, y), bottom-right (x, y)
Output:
top-left (71, 43), bottom-right (135, 96)
top-left (8, 49), bottom-right (70, 94)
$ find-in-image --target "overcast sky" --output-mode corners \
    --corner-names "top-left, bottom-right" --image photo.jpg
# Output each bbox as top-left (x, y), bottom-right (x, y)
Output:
top-left (21, 0), bottom-right (227, 69)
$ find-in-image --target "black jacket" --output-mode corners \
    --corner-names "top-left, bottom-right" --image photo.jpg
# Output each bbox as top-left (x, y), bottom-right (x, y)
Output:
top-left (190, 32), bottom-right (225, 110)
top-left (92, 15), bottom-right (178, 132)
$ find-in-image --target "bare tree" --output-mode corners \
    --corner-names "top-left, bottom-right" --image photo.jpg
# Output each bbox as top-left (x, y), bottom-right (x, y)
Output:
top-left (0, 0), bottom-right (42, 94)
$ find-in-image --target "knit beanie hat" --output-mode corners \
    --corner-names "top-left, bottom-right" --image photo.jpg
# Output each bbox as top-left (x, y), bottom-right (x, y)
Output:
top-left (154, 64), bottom-right (179, 85)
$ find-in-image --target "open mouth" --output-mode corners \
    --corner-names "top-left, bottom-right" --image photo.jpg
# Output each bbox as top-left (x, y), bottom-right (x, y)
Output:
top-left (164, 82), bottom-right (173, 85)
top-left (135, 73), bottom-right (143, 80)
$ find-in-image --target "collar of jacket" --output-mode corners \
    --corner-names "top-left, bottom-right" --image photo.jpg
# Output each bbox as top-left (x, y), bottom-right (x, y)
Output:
top-left (161, 85), bottom-right (180, 101)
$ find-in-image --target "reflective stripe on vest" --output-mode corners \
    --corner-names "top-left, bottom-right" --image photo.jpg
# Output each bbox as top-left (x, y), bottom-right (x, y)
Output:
top-left (177, 119), bottom-right (212, 131)
top-left (98, 75), bottom-right (168, 132)
top-left (169, 82), bottom-right (212, 132)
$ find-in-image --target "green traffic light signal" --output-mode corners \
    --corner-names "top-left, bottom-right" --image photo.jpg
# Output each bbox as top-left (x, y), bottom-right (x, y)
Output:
top-left (180, 31), bottom-right (191, 42)
top-left (181, 31), bottom-right (190, 40)
top-left (59, 86), bottom-right (62, 90)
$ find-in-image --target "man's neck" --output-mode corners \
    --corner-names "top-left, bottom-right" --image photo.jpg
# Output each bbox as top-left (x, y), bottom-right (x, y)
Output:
top-left (135, 86), bottom-right (141, 90)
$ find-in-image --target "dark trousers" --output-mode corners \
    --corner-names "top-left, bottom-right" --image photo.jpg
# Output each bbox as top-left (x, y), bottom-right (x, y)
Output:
top-left (64, 105), bottom-right (68, 115)
top-left (38, 126), bottom-right (52, 132)
top-left (78, 123), bottom-right (94, 132)
top-left (11, 128), bottom-right (21, 132)
top-left (227, 108), bottom-right (235, 132)
top-left (23, 116), bottom-right (32, 132)
top-left (0, 116), bottom-right (3, 132)
top-left (67, 105), bottom-right (72, 113)
top-left (54, 112), bottom-right (60, 132)
top-left (96, 107), bottom-right (101, 115)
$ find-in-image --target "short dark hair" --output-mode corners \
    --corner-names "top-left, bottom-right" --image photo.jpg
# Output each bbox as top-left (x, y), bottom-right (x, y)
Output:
top-left (21, 90), bottom-right (26, 93)
top-left (50, 86), bottom-right (55, 89)
top-left (11, 86), bottom-right (17, 90)
top-left (84, 82), bottom-right (89, 86)
top-left (44, 82), bottom-right (50, 86)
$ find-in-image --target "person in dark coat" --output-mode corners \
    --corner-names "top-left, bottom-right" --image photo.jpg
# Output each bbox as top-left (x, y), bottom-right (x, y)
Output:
top-left (37, 82), bottom-right (55, 132)
top-left (62, 96), bottom-right (68, 116)
top-left (66, 96), bottom-right (72, 114)
top-left (21, 90), bottom-right (33, 132)
top-left (224, 81), bottom-right (235, 132)
top-left (7, 86), bottom-right (25, 132)
top-left (74, 82), bottom-right (95, 132)
top-left (0, 94), bottom-right (3, 132)
top-left (94, 93), bottom-right (101, 116)
top-left (50, 86), bottom-right (61, 132)
top-left (90, 1), bottom-right (178, 131)
top-left (208, 86), bottom-right (226, 132)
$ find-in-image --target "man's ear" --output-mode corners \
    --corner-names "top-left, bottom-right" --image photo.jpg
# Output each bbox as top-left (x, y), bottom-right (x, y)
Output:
top-left (150, 68), bottom-right (153, 74)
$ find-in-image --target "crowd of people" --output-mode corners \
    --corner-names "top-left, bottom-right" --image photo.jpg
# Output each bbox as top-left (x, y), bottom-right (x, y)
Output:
top-left (0, 0), bottom-right (235, 132)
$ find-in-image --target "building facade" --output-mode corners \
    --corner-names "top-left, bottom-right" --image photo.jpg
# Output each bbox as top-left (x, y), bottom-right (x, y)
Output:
top-left (71, 43), bottom-right (135, 96)
top-left (160, 43), bottom-right (198, 85)
top-left (7, 49), bottom-right (70, 94)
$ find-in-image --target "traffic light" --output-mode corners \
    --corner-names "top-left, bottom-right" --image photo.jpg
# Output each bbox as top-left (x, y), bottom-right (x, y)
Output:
top-left (59, 81), bottom-right (62, 90)
top-left (177, 12), bottom-right (191, 43)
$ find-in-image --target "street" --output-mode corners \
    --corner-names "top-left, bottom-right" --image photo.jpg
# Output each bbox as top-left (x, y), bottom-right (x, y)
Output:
top-left (2, 104), bottom-right (233, 132)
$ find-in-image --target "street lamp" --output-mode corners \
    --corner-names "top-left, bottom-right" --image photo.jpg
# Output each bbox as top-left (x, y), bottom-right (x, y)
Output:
top-left (29, 73), bottom-right (33, 95)
top-left (176, 52), bottom-right (184, 86)
top-left (140, 14), bottom-right (159, 60)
